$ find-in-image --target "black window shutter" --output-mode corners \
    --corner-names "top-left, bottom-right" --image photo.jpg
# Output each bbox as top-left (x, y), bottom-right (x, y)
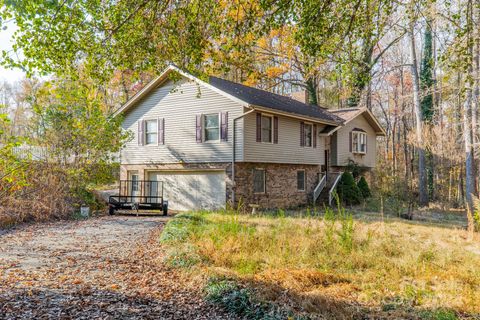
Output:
top-left (196, 114), bottom-right (202, 143)
top-left (349, 131), bottom-right (353, 152)
top-left (300, 121), bottom-right (305, 146)
top-left (158, 118), bottom-right (164, 145)
top-left (313, 124), bottom-right (317, 148)
top-left (256, 112), bottom-right (262, 142)
top-left (138, 120), bottom-right (144, 146)
top-left (220, 112), bottom-right (228, 141)
top-left (273, 116), bottom-right (278, 144)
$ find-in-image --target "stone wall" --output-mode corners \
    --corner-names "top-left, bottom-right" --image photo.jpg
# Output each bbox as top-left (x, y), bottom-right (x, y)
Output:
top-left (234, 162), bottom-right (321, 209)
top-left (120, 162), bottom-right (321, 209)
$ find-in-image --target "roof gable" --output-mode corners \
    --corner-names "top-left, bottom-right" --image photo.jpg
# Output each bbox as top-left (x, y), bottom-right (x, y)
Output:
top-left (113, 65), bottom-right (248, 117)
top-left (330, 107), bottom-right (386, 136)
top-left (114, 66), bottom-right (343, 125)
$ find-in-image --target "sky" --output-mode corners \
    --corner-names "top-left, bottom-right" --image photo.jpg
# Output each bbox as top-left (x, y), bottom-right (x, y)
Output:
top-left (0, 21), bottom-right (26, 83)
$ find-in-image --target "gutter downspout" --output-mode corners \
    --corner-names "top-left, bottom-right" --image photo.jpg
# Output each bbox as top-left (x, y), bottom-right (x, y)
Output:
top-left (232, 108), bottom-right (256, 206)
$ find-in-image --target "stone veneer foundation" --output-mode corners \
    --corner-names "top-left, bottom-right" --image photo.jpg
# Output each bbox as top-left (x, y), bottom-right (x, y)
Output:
top-left (233, 163), bottom-right (321, 209)
top-left (119, 162), bottom-right (321, 209)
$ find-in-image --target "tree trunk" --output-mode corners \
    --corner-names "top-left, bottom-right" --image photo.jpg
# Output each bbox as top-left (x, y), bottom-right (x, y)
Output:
top-left (305, 77), bottom-right (318, 106)
top-left (464, 0), bottom-right (476, 234)
top-left (121, 71), bottom-right (130, 102)
top-left (473, 2), bottom-right (480, 197)
top-left (464, 87), bottom-right (475, 213)
top-left (410, 23), bottom-right (429, 206)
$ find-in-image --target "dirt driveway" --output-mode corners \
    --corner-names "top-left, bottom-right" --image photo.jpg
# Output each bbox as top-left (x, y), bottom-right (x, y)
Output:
top-left (0, 215), bottom-right (231, 319)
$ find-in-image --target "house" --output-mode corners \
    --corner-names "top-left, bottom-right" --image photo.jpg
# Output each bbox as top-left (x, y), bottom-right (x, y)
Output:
top-left (114, 65), bottom-right (385, 211)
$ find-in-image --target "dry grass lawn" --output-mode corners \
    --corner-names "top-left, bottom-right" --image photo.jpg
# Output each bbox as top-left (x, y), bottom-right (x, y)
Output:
top-left (160, 208), bottom-right (480, 319)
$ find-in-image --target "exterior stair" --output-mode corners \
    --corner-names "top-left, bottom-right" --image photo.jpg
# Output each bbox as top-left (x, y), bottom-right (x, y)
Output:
top-left (314, 172), bottom-right (343, 206)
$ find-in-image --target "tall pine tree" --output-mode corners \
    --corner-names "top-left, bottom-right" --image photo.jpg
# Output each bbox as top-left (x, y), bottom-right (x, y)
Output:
top-left (420, 21), bottom-right (435, 200)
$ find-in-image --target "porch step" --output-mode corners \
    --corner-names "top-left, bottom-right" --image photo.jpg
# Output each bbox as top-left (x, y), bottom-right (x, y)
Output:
top-left (315, 172), bottom-right (342, 206)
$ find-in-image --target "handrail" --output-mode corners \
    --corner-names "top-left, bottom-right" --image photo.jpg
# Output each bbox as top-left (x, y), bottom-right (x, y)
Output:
top-left (328, 173), bottom-right (343, 206)
top-left (313, 174), bottom-right (327, 203)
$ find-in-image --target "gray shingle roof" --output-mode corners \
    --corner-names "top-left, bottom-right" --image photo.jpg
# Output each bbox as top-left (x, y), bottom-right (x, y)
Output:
top-left (209, 76), bottom-right (343, 124)
top-left (330, 108), bottom-right (363, 121)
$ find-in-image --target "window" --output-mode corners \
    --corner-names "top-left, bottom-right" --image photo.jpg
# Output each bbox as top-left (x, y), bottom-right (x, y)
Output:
top-left (253, 169), bottom-right (265, 193)
top-left (145, 119), bottom-right (158, 145)
top-left (352, 131), bottom-right (367, 154)
top-left (204, 114), bottom-right (220, 141)
top-left (303, 123), bottom-right (312, 147)
top-left (261, 115), bottom-right (273, 143)
top-left (297, 170), bottom-right (305, 191)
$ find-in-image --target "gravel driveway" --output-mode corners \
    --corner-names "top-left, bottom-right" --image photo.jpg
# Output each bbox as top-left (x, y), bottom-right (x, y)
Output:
top-left (0, 215), bottom-right (231, 319)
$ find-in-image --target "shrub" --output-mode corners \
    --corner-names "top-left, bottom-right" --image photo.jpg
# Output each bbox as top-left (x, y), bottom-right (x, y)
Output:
top-left (160, 213), bottom-right (206, 242)
top-left (205, 278), bottom-right (265, 319)
top-left (357, 176), bottom-right (371, 199)
top-left (419, 309), bottom-right (458, 320)
top-left (345, 160), bottom-right (369, 179)
top-left (205, 277), bottom-right (306, 320)
top-left (337, 172), bottom-right (362, 205)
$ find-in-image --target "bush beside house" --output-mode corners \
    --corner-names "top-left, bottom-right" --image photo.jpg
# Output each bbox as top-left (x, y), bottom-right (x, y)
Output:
top-left (357, 176), bottom-right (371, 199)
top-left (336, 172), bottom-right (362, 205)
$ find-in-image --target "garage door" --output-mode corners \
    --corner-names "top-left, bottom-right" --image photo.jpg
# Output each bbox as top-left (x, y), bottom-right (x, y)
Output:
top-left (148, 171), bottom-right (226, 211)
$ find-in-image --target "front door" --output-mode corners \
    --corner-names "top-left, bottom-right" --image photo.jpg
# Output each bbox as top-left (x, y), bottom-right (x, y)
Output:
top-left (128, 171), bottom-right (140, 201)
top-left (324, 150), bottom-right (330, 175)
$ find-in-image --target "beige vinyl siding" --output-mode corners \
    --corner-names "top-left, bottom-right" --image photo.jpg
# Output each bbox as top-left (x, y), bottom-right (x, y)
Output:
top-left (332, 114), bottom-right (376, 167)
top-left (121, 79), bottom-right (245, 164)
top-left (234, 114), bottom-right (245, 162)
top-left (242, 112), bottom-right (325, 165)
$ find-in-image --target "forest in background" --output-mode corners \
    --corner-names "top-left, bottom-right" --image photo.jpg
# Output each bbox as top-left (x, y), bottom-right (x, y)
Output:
top-left (0, 0), bottom-right (480, 231)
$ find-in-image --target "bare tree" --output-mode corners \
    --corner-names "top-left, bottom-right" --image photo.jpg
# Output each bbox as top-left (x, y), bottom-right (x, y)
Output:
top-left (409, 9), bottom-right (428, 206)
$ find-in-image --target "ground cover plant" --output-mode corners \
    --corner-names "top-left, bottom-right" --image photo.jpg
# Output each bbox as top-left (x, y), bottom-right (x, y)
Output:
top-left (160, 207), bottom-right (480, 319)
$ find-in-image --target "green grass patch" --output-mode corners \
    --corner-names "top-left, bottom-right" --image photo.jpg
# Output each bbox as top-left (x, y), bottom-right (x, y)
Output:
top-left (159, 208), bottom-right (480, 318)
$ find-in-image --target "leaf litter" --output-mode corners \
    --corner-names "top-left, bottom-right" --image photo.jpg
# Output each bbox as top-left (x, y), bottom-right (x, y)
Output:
top-left (0, 216), bottom-right (235, 319)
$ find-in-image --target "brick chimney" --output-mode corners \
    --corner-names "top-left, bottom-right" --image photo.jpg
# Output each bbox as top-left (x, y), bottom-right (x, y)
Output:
top-left (289, 90), bottom-right (309, 104)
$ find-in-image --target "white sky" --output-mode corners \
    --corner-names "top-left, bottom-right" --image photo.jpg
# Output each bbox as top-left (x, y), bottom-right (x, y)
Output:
top-left (0, 21), bottom-right (26, 83)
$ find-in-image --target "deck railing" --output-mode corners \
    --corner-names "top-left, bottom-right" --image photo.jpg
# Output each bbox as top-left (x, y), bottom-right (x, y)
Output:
top-left (313, 174), bottom-right (327, 203)
top-left (328, 173), bottom-right (343, 206)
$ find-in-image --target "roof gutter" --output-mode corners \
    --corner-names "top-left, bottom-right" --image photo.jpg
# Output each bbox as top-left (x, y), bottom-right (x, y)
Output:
top-left (251, 105), bottom-right (343, 127)
top-left (319, 126), bottom-right (341, 136)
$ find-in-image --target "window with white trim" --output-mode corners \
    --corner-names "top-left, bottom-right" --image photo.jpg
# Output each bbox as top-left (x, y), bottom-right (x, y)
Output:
top-left (304, 123), bottom-right (312, 147)
top-left (204, 113), bottom-right (220, 141)
top-left (297, 170), bottom-right (305, 191)
top-left (352, 131), bottom-right (367, 154)
top-left (253, 169), bottom-right (266, 193)
top-left (145, 119), bottom-right (158, 145)
top-left (261, 115), bottom-right (273, 143)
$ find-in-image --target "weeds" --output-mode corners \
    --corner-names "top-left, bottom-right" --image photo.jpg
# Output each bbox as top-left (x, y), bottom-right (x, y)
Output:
top-left (323, 196), bottom-right (355, 252)
top-left (205, 277), bottom-right (308, 320)
top-left (160, 204), bottom-right (480, 317)
top-left (419, 309), bottom-right (458, 320)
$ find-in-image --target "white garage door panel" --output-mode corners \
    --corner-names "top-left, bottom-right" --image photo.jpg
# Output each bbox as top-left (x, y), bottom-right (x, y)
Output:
top-left (148, 171), bottom-right (226, 211)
